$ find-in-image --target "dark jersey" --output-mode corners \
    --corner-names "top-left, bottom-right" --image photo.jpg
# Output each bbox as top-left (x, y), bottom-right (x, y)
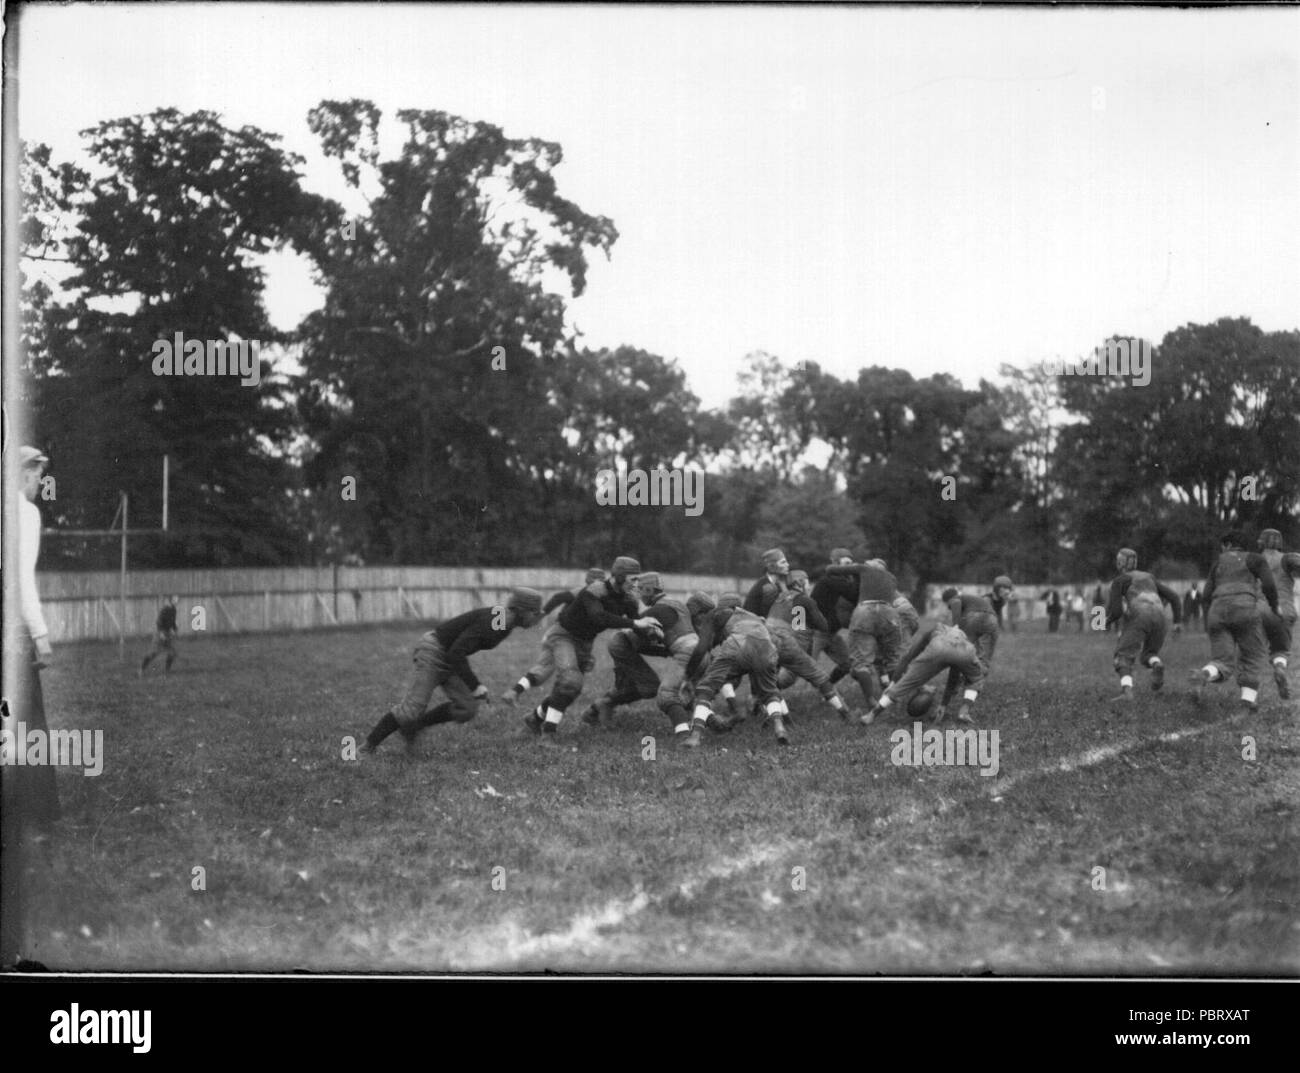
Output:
top-left (556, 580), bottom-right (639, 641)
top-left (542, 588), bottom-right (580, 616)
top-left (947, 594), bottom-right (994, 623)
top-left (157, 604), bottom-right (177, 632)
top-left (1106, 571), bottom-right (1182, 626)
top-left (811, 574), bottom-right (858, 629)
top-left (433, 607), bottom-right (517, 690)
top-left (644, 597), bottom-right (695, 649)
top-left (1205, 551), bottom-right (1277, 612)
top-left (767, 591), bottom-right (829, 638)
top-left (743, 575), bottom-right (787, 618)
top-left (826, 563), bottom-right (897, 604)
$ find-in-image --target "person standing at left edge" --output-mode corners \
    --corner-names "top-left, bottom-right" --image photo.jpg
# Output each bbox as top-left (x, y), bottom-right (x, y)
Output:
top-left (361, 588), bottom-right (544, 753)
top-left (2, 447), bottom-right (61, 966)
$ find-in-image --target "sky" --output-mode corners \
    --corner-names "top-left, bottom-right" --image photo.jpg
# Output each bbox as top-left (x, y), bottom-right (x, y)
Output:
top-left (15, 3), bottom-right (1300, 408)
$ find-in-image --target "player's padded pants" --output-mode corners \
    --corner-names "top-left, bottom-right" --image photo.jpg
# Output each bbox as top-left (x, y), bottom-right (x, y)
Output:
top-left (811, 628), bottom-right (851, 675)
top-left (885, 632), bottom-right (982, 708)
top-left (1261, 605), bottom-right (1295, 659)
top-left (604, 629), bottom-right (696, 723)
top-left (772, 628), bottom-right (835, 697)
top-left (848, 602), bottom-right (901, 705)
top-left (1113, 602), bottom-right (1168, 676)
top-left (522, 623), bottom-right (564, 687)
top-left (392, 633), bottom-right (480, 728)
top-left (540, 625), bottom-right (598, 711)
top-left (694, 634), bottom-right (780, 707)
top-left (1205, 595), bottom-right (1267, 689)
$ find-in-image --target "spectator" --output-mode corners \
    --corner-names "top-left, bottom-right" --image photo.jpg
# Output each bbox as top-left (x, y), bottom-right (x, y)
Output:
top-left (1068, 591), bottom-right (1087, 632)
top-left (1041, 589), bottom-right (1062, 633)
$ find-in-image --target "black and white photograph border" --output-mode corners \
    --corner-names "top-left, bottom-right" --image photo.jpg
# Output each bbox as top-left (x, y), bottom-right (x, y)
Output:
top-left (2, 0), bottom-right (1298, 999)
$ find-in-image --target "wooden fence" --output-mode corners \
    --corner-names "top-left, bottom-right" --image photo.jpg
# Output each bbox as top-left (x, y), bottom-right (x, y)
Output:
top-left (38, 567), bottom-right (1263, 644)
top-left (35, 566), bottom-right (754, 643)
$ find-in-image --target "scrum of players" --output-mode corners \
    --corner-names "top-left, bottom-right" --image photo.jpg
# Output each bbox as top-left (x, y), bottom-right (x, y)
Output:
top-left (360, 528), bottom-right (1299, 755)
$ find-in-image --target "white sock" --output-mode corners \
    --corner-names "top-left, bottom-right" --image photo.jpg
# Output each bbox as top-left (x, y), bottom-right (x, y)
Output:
top-left (516, 676), bottom-right (531, 691)
top-left (544, 706), bottom-right (564, 726)
top-left (693, 704), bottom-right (712, 724)
top-left (1274, 656), bottom-right (1288, 668)
top-left (964, 689), bottom-right (979, 702)
top-left (829, 695), bottom-right (845, 710)
top-left (1120, 675), bottom-right (1134, 688)
top-left (1241, 687), bottom-right (1258, 704)
top-left (720, 683), bottom-right (736, 700)
top-left (877, 694), bottom-right (893, 709)
top-left (674, 722), bottom-right (690, 735)
top-left (1202, 665), bottom-right (1221, 682)
top-left (1148, 658), bottom-right (1162, 668)
top-left (766, 701), bottom-right (784, 718)
top-left (779, 698), bottom-right (789, 715)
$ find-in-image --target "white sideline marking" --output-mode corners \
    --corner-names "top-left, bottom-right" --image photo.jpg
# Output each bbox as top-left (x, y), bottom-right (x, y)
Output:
top-left (442, 840), bottom-right (796, 969)
top-left (988, 723), bottom-right (1218, 798)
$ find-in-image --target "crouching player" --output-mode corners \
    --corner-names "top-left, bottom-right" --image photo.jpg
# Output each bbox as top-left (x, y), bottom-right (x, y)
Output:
top-left (1105, 547), bottom-right (1182, 703)
top-left (770, 571), bottom-right (851, 720)
top-left (1258, 529), bottom-right (1300, 700)
top-left (683, 598), bottom-right (788, 747)
top-left (579, 574), bottom-right (709, 745)
top-left (361, 588), bottom-right (544, 753)
top-left (500, 567), bottom-right (605, 706)
top-left (940, 587), bottom-right (999, 721)
top-left (523, 556), bottom-right (662, 746)
top-left (860, 619), bottom-right (984, 727)
top-left (826, 557), bottom-right (903, 708)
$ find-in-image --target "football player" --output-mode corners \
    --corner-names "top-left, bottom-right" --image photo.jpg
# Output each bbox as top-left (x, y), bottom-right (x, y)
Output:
top-left (501, 567), bottom-right (605, 706)
top-left (683, 599), bottom-right (787, 747)
top-left (1105, 547), bottom-right (1182, 704)
top-left (1257, 529), bottom-right (1300, 700)
top-left (860, 619), bottom-right (983, 727)
top-left (361, 587), bottom-right (544, 753)
top-left (769, 570), bottom-right (851, 719)
top-left (939, 587), bottom-right (1000, 724)
top-left (1190, 531), bottom-right (1278, 713)
top-left (825, 556), bottom-right (903, 708)
top-left (522, 557), bottom-right (661, 746)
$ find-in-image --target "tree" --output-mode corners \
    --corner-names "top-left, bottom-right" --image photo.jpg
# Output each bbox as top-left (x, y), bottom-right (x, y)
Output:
top-left (296, 100), bottom-right (618, 564)
top-left (21, 111), bottom-right (325, 566)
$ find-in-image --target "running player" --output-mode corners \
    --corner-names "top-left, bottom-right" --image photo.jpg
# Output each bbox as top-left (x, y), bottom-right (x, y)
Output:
top-left (522, 557), bottom-right (660, 745)
top-left (139, 596), bottom-right (181, 677)
top-left (1257, 529), bottom-right (1300, 700)
top-left (1104, 548), bottom-right (1182, 704)
top-left (361, 588), bottom-right (544, 753)
top-left (500, 567), bottom-right (605, 706)
top-left (1190, 531), bottom-right (1278, 714)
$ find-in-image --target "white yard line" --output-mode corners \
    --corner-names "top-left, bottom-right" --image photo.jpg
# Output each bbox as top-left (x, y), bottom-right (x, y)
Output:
top-left (986, 722), bottom-right (1224, 799)
top-left (441, 839), bottom-right (798, 969)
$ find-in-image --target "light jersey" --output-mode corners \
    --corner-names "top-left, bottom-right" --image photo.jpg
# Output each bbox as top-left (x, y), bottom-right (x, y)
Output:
top-left (1211, 550), bottom-right (1260, 600)
top-left (650, 596), bottom-right (697, 649)
top-left (724, 607), bottom-right (770, 641)
top-left (1260, 548), bottom-right (1300, 614)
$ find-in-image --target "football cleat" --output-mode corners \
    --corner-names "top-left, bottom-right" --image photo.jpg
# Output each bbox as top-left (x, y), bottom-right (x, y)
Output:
top-left (706, 711), bottom-right (735, 733)
top-left (522, 708), bottom-right (544, 735)
top-left (500, 689), bottom-right (518, 706)
top-left (1109, 686), bottom-right (1134, 705)
top-left (678, 727), bottom-right (703, 749)
top-left (772, 715), bottom-right (789, 745)
top-left (538, 728), bottom-right (563, 749)
top-left (1273, 664), bottom-right (1290, 700)
top-left (955, 706), bottom-right (975, 724)
top-left (1150, 664), bottom-right (1165, 692)
top-left (1188, 668), bottom-right (1211, 704)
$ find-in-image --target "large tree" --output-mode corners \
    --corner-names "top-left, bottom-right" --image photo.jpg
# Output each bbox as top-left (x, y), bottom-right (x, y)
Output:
top-left (296, 100), bottom-right (618, 564)
top-left (21, 111), bottom-right (324, 566)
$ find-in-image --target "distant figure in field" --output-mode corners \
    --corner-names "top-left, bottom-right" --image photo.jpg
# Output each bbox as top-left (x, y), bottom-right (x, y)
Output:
top-left (140, 596), bottom-right (180, 677)
top-left (1041, 589), bottom-right (1062, 633)
top-left (1183, 586), bottom-right (1202, 631)
top-left (1067, 591), bottom-right (1086, 632)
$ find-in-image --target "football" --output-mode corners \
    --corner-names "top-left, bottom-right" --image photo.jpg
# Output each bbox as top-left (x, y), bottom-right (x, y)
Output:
top-left (907, 686), bottom-right (938, 719)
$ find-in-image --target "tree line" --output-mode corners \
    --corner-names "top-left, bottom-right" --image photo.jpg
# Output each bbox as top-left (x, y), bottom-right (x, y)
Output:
top-left (19, 103), bottom-right (1300, 592)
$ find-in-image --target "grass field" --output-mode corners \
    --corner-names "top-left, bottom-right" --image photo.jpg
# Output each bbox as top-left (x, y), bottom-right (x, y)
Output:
top-left (15, 617), bottom-right (1300, 974)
